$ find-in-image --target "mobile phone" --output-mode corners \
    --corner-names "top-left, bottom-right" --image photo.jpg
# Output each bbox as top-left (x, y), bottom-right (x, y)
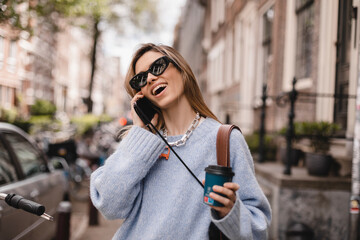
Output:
top-left (133, 97), bottom-right (159, 125)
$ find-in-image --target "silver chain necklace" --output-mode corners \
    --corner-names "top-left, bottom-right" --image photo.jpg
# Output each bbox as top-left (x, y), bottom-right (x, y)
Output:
top-left (163, 112), bottom-right (200, 147)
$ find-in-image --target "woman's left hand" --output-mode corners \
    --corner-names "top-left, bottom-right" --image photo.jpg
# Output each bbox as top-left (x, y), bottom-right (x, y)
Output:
top-left (209, 182), bottom-right (240, 218)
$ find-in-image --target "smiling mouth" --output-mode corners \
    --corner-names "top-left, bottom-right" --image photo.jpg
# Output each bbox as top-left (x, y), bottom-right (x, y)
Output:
top-left (152, 84), bottom-right (167, 96)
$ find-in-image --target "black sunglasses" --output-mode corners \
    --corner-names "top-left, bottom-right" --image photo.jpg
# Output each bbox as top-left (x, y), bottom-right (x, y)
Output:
top-left (130, 56), bottom-right (174, 90)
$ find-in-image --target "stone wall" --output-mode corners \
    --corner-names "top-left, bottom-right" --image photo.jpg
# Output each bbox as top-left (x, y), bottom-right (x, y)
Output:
top-left (255, 163), bottom-right (351, 240)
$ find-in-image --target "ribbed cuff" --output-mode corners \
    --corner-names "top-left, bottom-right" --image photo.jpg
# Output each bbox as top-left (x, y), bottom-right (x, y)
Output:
top-left (211, 197), bottom-right (241, 239)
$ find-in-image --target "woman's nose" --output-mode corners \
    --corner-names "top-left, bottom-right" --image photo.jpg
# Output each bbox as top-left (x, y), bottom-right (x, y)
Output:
top-left (147, 73), bottom-right (157, 84)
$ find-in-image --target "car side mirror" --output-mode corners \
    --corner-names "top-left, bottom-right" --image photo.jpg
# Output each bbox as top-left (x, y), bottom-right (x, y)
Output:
top-left (49, 157), bottom-right (69, 171)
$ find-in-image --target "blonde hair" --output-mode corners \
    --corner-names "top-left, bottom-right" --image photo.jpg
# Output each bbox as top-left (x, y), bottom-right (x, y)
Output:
top-left (121, 43), bottom-right (219, 137)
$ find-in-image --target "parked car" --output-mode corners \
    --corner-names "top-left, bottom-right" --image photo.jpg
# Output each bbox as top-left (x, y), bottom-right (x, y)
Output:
top-left (0, 122), bottom-right (68, 240)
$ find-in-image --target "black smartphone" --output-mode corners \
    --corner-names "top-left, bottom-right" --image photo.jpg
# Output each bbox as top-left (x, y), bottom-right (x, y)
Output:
top-left (133, 97), bottom-right (159, 125)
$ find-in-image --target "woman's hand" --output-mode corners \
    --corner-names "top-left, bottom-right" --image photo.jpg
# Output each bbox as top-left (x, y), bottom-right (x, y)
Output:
top-left (131, 92), bottom-right (158, 129)
top-left (203, 180), bottom-right (240, 218)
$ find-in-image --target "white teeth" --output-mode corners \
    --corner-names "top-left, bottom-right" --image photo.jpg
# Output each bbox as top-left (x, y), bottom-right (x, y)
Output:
top-left (152, 84), bottom-right (167, 95)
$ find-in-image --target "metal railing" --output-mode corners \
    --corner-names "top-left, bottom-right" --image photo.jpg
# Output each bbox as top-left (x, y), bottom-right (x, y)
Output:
top-left (258, 77), bottom-right (356, 175)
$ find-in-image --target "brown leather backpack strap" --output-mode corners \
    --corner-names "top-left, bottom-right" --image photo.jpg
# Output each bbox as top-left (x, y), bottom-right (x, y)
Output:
top-left (216, 125), bottom-right (241, 167)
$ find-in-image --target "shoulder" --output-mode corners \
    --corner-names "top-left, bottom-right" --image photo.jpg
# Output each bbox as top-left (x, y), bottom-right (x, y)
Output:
top-left (196, 117), bottom-right (221, 135)
top-left (195, 118), bottom-right (246, 146)
top-left (227, 126), bottom-right (254, 170)
top-left (190, 117), bottom-right (221, 146)
top-left (199, 119), bottom-right (244, 141)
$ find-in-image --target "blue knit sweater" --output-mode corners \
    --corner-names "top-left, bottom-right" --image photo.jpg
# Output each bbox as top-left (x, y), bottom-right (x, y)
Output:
top-left (90, 118), bottom-right (271, 239)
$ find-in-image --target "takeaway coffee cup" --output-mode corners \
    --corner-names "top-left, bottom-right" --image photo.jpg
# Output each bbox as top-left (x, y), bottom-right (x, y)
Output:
top-left (203, 165), bottom-right (235, 207)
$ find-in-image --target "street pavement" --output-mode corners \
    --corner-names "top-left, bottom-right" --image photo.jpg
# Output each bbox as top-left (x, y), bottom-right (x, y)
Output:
top-left (69, 196), bottom-right (123, 240)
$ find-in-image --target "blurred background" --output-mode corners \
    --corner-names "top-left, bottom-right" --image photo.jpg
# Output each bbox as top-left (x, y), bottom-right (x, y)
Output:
top-left (1, 0), bottom-right (360, 239)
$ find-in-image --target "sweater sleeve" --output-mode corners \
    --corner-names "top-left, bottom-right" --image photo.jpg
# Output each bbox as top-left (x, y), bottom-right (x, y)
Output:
top-left (90, 126), bottom-right (165, 220)
top-left (211, 130), bottom-right (272, 240)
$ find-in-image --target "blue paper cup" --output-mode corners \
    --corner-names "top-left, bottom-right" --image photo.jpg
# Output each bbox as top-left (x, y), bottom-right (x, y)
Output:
top-left (203, 165), bottom-right (235, 207)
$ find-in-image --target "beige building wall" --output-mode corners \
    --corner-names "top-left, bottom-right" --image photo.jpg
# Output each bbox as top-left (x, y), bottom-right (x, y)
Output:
top-left (237, 1), bottom-right (257, 134)
top-left (53, 25), bottom-right (92, 115)
top-left (0, 25), bottom-right (29, 114)
top-left (178, 0), bottom-right (358, 147)
top-left (316, 0), bottom-right (338, 123)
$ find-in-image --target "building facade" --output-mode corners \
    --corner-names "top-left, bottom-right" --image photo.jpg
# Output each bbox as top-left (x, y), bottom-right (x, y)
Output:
top-left (53, 24), bottom-right (92, 115)
top-left (175, 0), bottom-right (357, 163)
top-left (0, 18), bottom-right (123, 119)
top-left (0, 25), bottom-right (22, 113)
top-left (174, 0), bottom-right (358, 239)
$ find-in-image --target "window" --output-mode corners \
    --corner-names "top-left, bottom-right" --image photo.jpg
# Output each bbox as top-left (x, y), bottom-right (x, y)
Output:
top-left (3, 132), bottom-right (47, 177)
top-left (207, 39), bottom-right (225, 93)
top-left (4, 86), bottom-right (8, 107)
top-left (0, 139), bottom-right (17, 185)
top-left (295, 0), bottom-right (314, 79)
top-left (3, 87), bottom-right (14, 108)
top-left (225, 29), bottom-right (233, 86)
top-left (9, 40), bottom-right (16, 58)
top-left (5, 87), bottom-right (13, 107)
top-left (0, 36), bottom-right (4, 69)
top-left (234, 16), bottom-right (244, 83)
top-left (7, 40), bottom-right (17, 73)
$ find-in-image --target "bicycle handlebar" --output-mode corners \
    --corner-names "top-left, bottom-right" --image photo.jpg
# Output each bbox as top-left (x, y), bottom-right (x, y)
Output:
top-left (0, 193), bottom-right (53, 221)
top-left (5, 193), bottom-right (45, 216)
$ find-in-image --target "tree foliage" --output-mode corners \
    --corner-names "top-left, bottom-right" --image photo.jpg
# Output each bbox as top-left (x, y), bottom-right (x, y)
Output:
top-left (1, 0), bottom-right (158, 113)
top-left (0, 0), bottom-right (78, 33)
top-left (58, 0), bottom-right (159, 113)
top-left (0, 0), bottom-right (158, 34)
top-left (30, 99), bottom-right (57, 116)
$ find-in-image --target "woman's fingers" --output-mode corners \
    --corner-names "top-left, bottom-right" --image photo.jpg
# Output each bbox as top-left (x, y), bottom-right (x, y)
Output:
top-left (223, 182), bottom-right (240, 191)
top-left (131, 92), bottom-right (146, 127)
top-left (130, 91), bottom-right (144, 106)
top-left (209, 191), bottom-right (233, 206)
top-left (208, 182), bottom-right (240, 218)
top-left (212, 185), bottom-right (237, 202)
top-left (208, 192), bottom-right (233, 218)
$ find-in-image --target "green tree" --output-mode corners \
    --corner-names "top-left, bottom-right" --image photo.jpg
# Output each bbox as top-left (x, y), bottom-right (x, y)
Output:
top-left (66, 0), bottom-right (158, 112)
top-left (30, 99), bottom-right (57, 116)
top-left (1, 0), bottom-right (158, 112)
top-left (0, 0), bottom-right (78, 34)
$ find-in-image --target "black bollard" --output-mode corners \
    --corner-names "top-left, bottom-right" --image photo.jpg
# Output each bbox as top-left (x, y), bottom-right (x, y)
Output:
top-left (88, 196), bottom-right (99, 226)
top-left (284, 77), bottom-right (297, 175)
top-left (258, 84), bottom-right (267, 163)
top-left (88, 164), bottom-right (99, 226)
top-left (56, 201), bottom-right (72, 240)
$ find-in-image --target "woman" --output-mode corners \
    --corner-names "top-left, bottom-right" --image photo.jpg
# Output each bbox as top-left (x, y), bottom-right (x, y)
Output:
top-left (90, 43), bottom-right (271, 239)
